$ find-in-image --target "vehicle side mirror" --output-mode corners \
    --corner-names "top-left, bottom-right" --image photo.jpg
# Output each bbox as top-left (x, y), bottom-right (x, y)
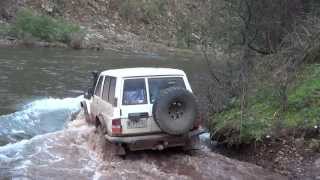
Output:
top-left (92, 71), bottom-right (99, 87)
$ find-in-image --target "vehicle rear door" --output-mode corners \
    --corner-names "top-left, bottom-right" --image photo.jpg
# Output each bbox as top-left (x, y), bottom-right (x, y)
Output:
top-left (120, 78), bottom-right (151, 134)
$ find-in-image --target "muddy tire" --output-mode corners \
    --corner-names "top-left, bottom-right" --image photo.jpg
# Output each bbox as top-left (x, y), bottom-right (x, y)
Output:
top-left (96, 125), bottom-right (126, 159)
top-left (153, 87), bottom-right (197, 135)
top-left (96, 115), bottom-right (108, 134)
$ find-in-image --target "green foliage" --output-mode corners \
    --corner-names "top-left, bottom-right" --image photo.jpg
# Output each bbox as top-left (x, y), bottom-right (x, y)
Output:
top-left (285, 64), bottom-right (320, 127)
top-left (11, 9), bottom-right (80, 43)
top-left (211, 64), bottom-right (320, 145)
top-left (211, 97), bottom-right (275, 145)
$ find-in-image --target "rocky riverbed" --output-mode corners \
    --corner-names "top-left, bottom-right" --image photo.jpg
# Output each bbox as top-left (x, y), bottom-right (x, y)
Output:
top-left (0, 111), bottom-right (285, 180)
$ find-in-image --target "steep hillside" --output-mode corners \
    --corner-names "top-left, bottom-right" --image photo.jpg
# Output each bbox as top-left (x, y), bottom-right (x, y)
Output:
top-left (0, 0), bottom-right (201, 52)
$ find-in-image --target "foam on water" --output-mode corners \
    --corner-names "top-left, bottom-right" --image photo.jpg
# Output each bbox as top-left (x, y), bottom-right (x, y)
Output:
top-left (0, 96), bottom-right (83, 145)
top-left (0, 121), bottom-right (99, 179)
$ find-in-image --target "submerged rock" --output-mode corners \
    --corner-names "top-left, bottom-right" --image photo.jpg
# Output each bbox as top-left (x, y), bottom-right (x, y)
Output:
top-left (0, 114), bottom-right (285, 180)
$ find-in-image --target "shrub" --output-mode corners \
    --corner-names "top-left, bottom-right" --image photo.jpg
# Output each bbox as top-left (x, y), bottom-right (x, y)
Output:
top-left (11, 9), bottom-right (80, 43)
top-left (210, 64), bottom-right (320, 145)
top-left (211, 100), bottom-right (274, 145)
top-left (68, 32), bottom-right (85, 49)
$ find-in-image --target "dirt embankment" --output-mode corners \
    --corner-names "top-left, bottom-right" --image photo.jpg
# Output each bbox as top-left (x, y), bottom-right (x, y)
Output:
top-left (214, 136), bottom-right (320, 180)
top-left (0, 112), bottom-right (285, 180)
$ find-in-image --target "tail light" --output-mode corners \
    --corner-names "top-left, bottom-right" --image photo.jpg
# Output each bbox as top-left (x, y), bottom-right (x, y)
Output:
top-left (112, 118), bottom-right (122, 135)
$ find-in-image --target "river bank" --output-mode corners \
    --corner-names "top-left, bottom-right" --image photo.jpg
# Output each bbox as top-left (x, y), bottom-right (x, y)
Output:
top-left (0, 26), bottom-right (182, 54)
top-left (0, 27), bottom-right (180, 54)
top-left (0, 0), bottom-right (201, 54)
top-left (213, 136), bottom-right (320, 179)
top-left (209, 62), bottom-right (320, 179)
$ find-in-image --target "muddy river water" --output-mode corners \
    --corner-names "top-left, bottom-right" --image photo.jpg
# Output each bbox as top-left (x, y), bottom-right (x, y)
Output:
top-left (0, 48), bottom-right (284, 179)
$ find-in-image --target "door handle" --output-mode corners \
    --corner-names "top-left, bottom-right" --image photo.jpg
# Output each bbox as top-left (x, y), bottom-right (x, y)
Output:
top-left (128, 112), bottom-right (149, 121)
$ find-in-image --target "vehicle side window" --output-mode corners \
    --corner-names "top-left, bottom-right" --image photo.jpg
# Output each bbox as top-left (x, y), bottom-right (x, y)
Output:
top-left (122, 79), bottom-right (147, 105)
top-left (94, 76), bottom-right (104, 97)
top-left (109, 77), bottom-right (116, 105)
top-left (102, 76), bottom-right (111, 101)
top-left (148, 77), bottom-right (186, 103)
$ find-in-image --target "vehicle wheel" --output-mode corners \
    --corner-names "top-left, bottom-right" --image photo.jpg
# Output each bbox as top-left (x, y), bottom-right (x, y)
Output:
top-left (96, 125), bottom-right (127, 158)
top-left (152, 87), bottom-right (198, 135)
top-left (96, 116), bottom-right (108, 134)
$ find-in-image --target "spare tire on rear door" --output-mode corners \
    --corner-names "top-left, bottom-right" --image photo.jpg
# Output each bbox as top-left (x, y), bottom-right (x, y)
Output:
top-left (152, 87), bottom-right (198, 135)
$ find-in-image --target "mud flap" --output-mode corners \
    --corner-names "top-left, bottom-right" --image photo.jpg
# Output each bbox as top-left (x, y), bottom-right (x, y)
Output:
top-left (81, 100), bottom-right (92, 124)
top-left (183, 136), bottom-right (201, 151)
top-left (103, 141), bottom-right (127, 160)
top-left (184, 128), bottom-right (205, 151)
top-left (115, 144), bottom-right (126, 156)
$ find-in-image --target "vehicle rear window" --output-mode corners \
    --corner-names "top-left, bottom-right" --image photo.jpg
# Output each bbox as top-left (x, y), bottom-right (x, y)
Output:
top-left (148, 77), bottom-right (186, 103)
top-left (122, 79), bottom-right (147, 105)
top-left (94, 76), bottom-right (103, 97)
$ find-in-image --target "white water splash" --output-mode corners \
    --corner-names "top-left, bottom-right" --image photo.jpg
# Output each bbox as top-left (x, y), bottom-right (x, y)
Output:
top-left (21, 96), bottom-right (83, 111)
top-left (0, 96), bottom-right (84, 145)
top-left (0, 115), bottom-right (99, 179)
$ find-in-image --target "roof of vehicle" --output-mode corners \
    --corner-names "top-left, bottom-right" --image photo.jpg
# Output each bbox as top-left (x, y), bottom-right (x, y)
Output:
top-left (100, 68), bottom-right (186, 78)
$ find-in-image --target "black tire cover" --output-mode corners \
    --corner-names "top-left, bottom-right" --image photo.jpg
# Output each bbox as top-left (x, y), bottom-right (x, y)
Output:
top-left (152, 87), bottom-right (198, 135)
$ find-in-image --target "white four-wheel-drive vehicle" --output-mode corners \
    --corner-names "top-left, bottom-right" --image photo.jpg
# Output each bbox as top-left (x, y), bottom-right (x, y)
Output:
top-left (81, 68), bottom-right (203, 155)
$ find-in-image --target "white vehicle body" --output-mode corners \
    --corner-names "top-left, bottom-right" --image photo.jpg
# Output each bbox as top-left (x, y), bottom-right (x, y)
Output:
top-left (83, 67), bottom-right (201, 151)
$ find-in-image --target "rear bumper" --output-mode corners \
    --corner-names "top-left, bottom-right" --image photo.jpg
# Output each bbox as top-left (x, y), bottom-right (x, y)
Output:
top-left (105, 128), bottom-right (205, 151)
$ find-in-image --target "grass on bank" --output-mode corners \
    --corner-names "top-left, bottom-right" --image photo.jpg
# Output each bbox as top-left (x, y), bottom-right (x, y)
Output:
top-left (1, 9), bottom-right (82, 46)
top-left (211, 64), bottom-right (320, 145)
